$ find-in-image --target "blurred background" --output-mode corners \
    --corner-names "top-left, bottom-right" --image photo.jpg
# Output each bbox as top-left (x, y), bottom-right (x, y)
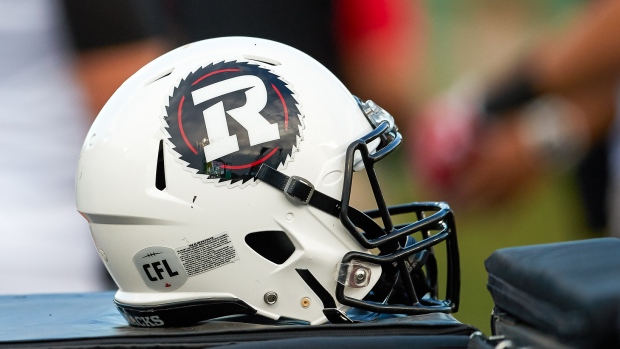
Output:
top-left (1, 0), bottom-right (606, 335)
top-left (381, 0), bottom-right (596, 333)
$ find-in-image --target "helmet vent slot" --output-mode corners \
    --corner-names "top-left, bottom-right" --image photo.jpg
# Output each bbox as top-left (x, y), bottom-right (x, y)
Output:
top-left (144, 68), bottom-right (174, 86)
top-left (243, 55), bottom-right (281, 66)
top-left (245, 231), bottom-right (294, 265)
top-left (155, 140), bottom-right (166, 191)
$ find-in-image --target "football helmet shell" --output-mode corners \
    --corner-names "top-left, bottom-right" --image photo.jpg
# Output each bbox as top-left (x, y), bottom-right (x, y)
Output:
top-left (76, 37), bottom-right (459, 326)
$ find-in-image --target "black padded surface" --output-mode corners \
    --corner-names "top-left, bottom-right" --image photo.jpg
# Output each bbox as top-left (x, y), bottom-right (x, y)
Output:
top-left (0, 292), bottom-right (475, 348)
top-left (485, 238), bottom-right (620, 348)
top-left (223, 335), bottom-right (470, 349)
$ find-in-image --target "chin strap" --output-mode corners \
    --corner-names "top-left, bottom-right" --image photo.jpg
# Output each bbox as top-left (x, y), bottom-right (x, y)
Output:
top-left (255, 164), bottom-right (340, 215)
top-left (255, 164), bottom-right (385, 240)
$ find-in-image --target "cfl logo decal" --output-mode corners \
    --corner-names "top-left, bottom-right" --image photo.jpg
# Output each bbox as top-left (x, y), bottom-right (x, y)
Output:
top-left (133, 247), bottom-right (188, 292)
top-left (164, 61), bottom-right (303, 184)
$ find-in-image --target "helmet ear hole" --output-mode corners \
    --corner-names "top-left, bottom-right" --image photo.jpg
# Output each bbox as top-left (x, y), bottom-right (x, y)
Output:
top-left (245, 231), bottom-right (295, 265)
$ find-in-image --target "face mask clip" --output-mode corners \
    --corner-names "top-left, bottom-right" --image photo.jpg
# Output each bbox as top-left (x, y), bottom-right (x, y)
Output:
top-left (335, 261), bottom-right (373, 288)
top-left (355, 96), bottom-right (397, 133)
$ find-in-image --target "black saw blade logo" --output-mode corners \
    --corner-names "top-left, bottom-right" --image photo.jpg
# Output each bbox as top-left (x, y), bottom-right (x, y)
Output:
top-left (164, 61), bottom-right (302, 184)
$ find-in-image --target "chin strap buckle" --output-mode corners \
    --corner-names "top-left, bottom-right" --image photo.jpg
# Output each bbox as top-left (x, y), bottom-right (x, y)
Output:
top-left (284, 176), bottom-right (315, 205)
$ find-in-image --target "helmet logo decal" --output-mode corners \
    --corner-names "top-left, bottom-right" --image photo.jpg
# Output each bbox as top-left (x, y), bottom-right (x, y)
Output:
top-left (164, 61), bottom-right (303, 184)
top-left (133, 246), bottom-right (188, 292)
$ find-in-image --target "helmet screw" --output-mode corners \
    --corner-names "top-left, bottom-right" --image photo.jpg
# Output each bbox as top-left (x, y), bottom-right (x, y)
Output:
top-left (264, 291), bottom-right (278, 305)
top-left (354, 268), bottom-right (367, 285)
top-left (301, 297), bottom-right (311, 308)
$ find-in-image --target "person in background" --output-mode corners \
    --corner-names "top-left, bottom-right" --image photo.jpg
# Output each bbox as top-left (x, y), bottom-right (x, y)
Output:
top-left (0, 0), bottom-right (163, 294)
top-left (412, 0), bottom-right (620, 235)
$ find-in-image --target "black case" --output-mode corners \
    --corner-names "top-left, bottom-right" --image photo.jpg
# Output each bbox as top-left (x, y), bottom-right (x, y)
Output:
top-left (0, 291), bottom-right (477, 348)
top-left (485, 238), bottom-right (620, 348)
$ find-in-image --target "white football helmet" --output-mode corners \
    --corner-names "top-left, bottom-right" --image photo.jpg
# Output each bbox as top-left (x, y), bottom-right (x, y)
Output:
top-left (76, 37), bottom-right (459, 327)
